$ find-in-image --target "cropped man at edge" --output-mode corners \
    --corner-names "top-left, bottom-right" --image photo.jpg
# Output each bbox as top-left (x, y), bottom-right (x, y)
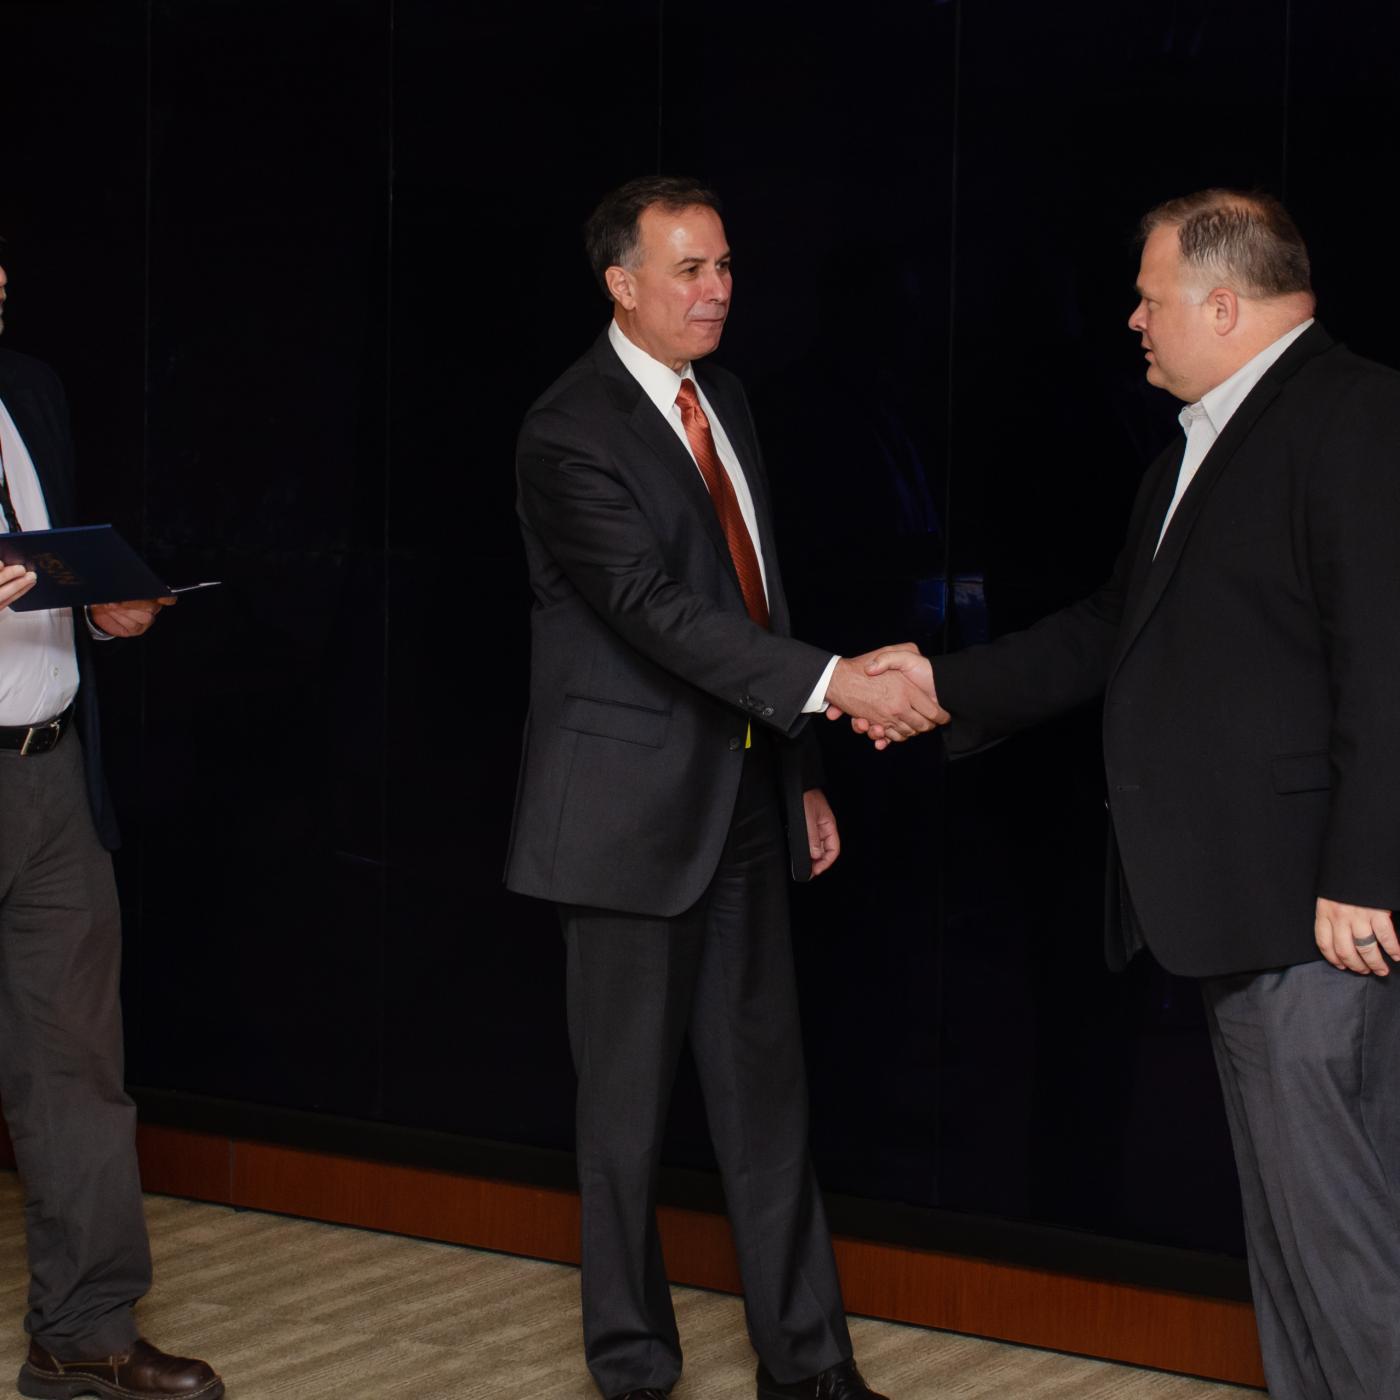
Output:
top-left (855, 191), bottom-right (1400, 1400)
top-left (507, 176), bottom-right (945, 1400)
top-left (0, 258), bottom-right (223, 1400)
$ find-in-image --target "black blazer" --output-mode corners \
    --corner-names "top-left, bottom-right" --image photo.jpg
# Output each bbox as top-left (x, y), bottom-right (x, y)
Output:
top-left (0, 348), bottom-right (119, 850)
top-left (935, 324), bottom-right (1400, 978)
top-left (506, 331), bottom-right (831, 917)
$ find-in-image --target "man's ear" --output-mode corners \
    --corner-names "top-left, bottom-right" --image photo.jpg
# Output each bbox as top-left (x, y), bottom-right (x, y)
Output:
top-left (605, 264), bottom-right (635, 310)
top-left (1207, 286), bottom-right (1239, 337)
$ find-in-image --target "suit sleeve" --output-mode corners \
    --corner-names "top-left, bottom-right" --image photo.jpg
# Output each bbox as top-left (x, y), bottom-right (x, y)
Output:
top-left (517, 424), bottom-right (831, 737)
top-left (798, 726), bottom-right (825, 791)
top-left (1308, 374), bottom-right (1400, 909)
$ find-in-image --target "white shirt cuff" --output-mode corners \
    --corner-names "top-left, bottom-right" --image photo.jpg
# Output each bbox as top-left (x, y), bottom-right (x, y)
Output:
top-left (802, 655), bottom-right (841, 714)
top-left (84, 606), bottom-right (116, 641)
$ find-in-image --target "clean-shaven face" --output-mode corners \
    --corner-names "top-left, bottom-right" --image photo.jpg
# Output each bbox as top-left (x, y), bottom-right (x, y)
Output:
top-left (621, 204), bottom-right (732, 371)
top-left (1127, 225), bottom-right (1216, 403)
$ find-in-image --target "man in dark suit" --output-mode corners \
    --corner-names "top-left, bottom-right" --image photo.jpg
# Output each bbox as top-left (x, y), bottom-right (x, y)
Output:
top-left (0, 258), bottom-right (223, 1400)
top-left (857, 190), bottom-right (1400, 1397)
top-left (508, 177), bottom-right (943, 1400)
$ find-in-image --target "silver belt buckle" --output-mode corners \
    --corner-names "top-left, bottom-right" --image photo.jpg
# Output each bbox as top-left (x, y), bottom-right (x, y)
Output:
top-left (18, 717), bottom-right (61, 758)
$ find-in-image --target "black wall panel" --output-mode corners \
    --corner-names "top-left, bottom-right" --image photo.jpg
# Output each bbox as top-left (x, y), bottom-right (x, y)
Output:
top-left (650, 0), bottom-right (960, 1205)
top-left (935, 0), bottom-right (1291, 1253)
top-left (1286, 0), bottom-right (1400, 359)
top-left (377, 0), bottom-right (659, 1147)
top-left (136, 0), bottom-right (394, 1112)
top-left (5, 0), bottom-right (1399, 1278)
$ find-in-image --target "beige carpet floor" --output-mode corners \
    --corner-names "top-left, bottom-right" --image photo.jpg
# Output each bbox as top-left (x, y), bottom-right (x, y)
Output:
top-left (0, 1171), bottom-right (1259, 1397)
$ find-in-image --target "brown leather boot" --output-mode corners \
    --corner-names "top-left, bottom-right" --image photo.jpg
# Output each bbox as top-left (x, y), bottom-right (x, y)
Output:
top-left (17, 1338), bottom-right (224, 1399)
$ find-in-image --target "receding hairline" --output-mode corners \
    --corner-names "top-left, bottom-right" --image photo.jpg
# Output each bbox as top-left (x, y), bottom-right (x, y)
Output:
top-left (1136, 188), bottom-right (1314, 300)
top-left (1142, 193), bottom-right (1263, 238)
top-left (620, 201), bottom-right (728, 270)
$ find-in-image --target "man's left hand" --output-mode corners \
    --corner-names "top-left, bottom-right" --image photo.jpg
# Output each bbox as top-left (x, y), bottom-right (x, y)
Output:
top-left (90, 596), bottom-right (176, 638)
top-left (804, 788), bottom-right (840, 878)
top-left (1315, 897), bottom-right (1399, 975)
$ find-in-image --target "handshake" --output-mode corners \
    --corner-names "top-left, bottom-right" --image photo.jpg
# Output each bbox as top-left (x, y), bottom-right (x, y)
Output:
top-left (823, 643), bottom-right (948, 749)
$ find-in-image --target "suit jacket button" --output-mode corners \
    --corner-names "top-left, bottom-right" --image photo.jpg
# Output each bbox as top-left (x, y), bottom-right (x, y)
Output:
top-left (762, 706), bottom-right (774, 718)
top-left (728, 736), bottom-right (742, 751)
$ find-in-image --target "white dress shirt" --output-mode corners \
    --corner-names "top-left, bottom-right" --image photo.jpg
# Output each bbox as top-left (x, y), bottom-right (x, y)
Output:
top-left (0, 395), bottom-right (79, 726)
top-left (1155, 319), bottom-right (1314, 553)
top-left (607, 321), bottom-right (839, 712)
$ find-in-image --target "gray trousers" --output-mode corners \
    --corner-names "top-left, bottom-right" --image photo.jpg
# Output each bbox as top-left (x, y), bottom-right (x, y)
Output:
top-left (1203, 961), bottom-right (1400, 1400)
top-left (0, 729), bottom-right (150, 1355)
top-left (561, 741), bottom-right (851, 1398)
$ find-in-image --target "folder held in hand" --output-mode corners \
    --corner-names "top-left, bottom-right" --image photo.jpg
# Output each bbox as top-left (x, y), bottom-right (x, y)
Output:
top-left (0, 525), bottom-right (217, 612)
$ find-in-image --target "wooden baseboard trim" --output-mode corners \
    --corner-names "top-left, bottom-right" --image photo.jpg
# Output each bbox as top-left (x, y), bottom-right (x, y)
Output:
top-left (0, 1123), bottom-right (1266, 1388)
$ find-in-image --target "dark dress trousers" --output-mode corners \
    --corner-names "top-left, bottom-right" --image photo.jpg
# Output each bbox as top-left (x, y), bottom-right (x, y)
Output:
top-left (935, 324), bottom-right (1400, 1399)
top-left (508, 331), bottom-right (851, 1396)
top-left (0, 348), bottom-right (150, 1356)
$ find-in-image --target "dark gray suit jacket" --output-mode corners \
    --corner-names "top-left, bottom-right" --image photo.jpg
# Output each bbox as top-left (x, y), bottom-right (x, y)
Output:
top-left (507, 330), bottom-right (830, 917)
top-left (0, 348), bottom-right (118, 850)
top-left (935, 325), bottom-right (1400, 978)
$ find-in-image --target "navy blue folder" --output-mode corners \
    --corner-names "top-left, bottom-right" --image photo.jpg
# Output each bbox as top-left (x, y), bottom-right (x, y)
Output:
top-left (0, 525), bottom-right (174, 612)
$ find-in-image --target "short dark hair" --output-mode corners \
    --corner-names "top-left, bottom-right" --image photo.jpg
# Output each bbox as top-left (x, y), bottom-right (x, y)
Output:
top-left (584, 175), bottom-right (723, 300)
top-left (1139, 189), bottom-right (1312, 298)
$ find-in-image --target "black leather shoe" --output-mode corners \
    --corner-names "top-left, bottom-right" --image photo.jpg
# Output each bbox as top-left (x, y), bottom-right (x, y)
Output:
top-left (609, 1391), bottom-right (670, 1400)
top-left (17, 1338), bottom-right (223, 1399)
top-left (757, 1357), bottom-right (889, 1400)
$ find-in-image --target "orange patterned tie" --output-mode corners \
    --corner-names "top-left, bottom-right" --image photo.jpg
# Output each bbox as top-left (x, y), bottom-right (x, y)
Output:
top-left (675, 378), bottom-right (769, 628)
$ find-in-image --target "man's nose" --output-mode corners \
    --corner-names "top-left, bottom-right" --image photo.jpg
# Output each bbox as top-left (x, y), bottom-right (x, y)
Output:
top-left (1127, 300), bottom-right (1145, 331)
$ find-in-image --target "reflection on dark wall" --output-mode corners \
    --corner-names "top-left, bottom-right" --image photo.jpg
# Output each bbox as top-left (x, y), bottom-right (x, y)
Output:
top-left (4, 0), bottom-right (1399, 1266)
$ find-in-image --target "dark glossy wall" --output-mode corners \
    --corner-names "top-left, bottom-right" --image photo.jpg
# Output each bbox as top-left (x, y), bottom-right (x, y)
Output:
top-left (5, 0), bottom-right (1399, 1272)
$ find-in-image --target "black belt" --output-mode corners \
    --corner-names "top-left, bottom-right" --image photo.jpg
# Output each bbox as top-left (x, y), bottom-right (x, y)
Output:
top-left (0, 704), bottom-right (74, 756)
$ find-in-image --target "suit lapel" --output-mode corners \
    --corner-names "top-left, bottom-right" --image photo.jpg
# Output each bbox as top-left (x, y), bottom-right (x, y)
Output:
top-left (698, 365), bottom-right (767, 512)
top-left (615, 384), bottom-right (732, 563)
top-left (1115, 323), bottom-right (1334, 666)
top-left (593, 335), bottom-right (791, 632)
top-left (593, 335), bottom-right (749, 594)
top-left (0, 369), bottom-right (72, 525)
top-left (694, 362), bottom-right (793, 632)
top-left (1121, 438), bottom-right (1183, 618)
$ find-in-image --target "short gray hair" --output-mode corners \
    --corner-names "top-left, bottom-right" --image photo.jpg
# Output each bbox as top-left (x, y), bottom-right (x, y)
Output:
top-left (1140, 189), bottom-right (1312, 299)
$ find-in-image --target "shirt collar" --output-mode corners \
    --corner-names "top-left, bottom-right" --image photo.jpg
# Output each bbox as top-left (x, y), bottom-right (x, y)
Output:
top-left (1180, 318), bottom-right (1314, 436)
top-left (608, 319), bottom-right (693, 419)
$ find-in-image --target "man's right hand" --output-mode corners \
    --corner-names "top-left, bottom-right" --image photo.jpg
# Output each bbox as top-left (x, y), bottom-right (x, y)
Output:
top-left (0, 563), bottom-right (36, 611)
top-left (823, 646), bottom-right (948, 743)
top-left (836, 647), bottom-right (946, 749)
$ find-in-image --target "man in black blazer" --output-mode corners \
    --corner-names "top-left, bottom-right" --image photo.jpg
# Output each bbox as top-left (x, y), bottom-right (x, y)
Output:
top-left (508, 177), bottom-right (942, 1400)
top-left (0, 260), bottom-right (223, 1400)
top-left (857, 191), bottom-right (1400, 1397)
